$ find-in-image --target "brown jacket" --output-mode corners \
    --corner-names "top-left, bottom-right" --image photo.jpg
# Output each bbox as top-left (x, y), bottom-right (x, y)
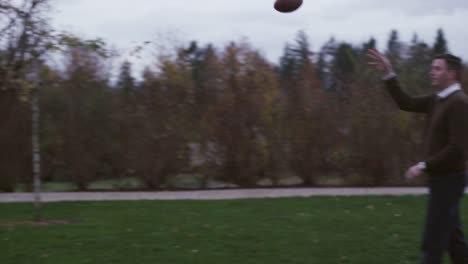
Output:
top-left (385, 77), bottom-right (468, 176)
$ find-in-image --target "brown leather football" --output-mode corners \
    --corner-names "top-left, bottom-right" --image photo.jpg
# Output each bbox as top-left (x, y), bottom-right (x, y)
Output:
top-left (274, 0), bottom-right (303, 13)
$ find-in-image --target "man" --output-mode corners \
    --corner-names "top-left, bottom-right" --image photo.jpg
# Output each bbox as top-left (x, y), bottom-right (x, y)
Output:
top-left (367, 49), bottom-right (468, 264)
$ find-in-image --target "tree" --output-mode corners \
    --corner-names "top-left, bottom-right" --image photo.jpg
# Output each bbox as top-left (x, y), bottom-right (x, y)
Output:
top-left (0, 0), bottom-right (51, 88)
top-left (187, 44), bottom-right (225, 187)
top-left (0, 0), bottom-right (52, 194)
top-left (131, 49), bottom-right (195, 189)
top-left (116, 61), bottom-right (135, 95)
top-left (59, 47), bottom-right (113, 190)
top-left (331, 42), bottom-right (357, 95)
top-left (402, 33), bottom-right (432, 94)
top-left (387, 30), bottom-right (402, 58)
top-left (333, 35), bottom-right (431, 185)
top-left (200, 40), bottom-right (282, 187)
top-left (433, 28), bottom-right (448, 55)
top-left (316, 37), bottom-right (337, 90)
top-left (178, 41), bottom-right (205, 116)
top-left (278, 31), bottom-right (332, 186)
top-left (0, 0), bottom-right (108, 224)
top-left (385, 29), bottom-right (406, 73)
top-left (362, 37), bottom-right (376, 51)
top-left (112, 60), bottom-right (137, 184)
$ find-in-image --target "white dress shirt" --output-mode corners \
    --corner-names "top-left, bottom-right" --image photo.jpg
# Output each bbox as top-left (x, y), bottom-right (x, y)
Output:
top-left (437, 83), bottom-right (461, 99)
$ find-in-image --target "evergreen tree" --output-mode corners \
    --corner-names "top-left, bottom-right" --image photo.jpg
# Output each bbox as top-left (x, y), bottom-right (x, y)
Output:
top-left (387, 29), bottom-right (402, 59)
top-left (278, 31), bottom-right (329, 185)
top-left (316, 37), bottom-right (337, 90)
top-left (433, 28), bottom-right (449, 55)
top-left (279, 43), bottom-right (299, 81)
top-left (334, 43), bottom-right (356, 76)
top-left (362, 37), bottom-right (376, 51)
top-left (116, 61), bottom-right (135, 96)
top-left (114, 60), bottom-right (137, 182)
top-left (331, 42), bottom-right (357, 95)
top-left (401, 33), bottom-right (432, 93)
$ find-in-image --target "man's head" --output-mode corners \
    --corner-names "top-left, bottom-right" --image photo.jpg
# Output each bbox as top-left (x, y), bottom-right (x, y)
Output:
top-left (430, 54), bottom-right (462, 89)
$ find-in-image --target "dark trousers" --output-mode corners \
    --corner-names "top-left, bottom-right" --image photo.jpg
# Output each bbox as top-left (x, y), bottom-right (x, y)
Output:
top-left (421, 172), bottom-right (468, 264)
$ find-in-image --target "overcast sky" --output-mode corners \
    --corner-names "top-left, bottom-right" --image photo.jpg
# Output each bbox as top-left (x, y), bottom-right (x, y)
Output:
top-left (51, 0), bottom-right (468, 76)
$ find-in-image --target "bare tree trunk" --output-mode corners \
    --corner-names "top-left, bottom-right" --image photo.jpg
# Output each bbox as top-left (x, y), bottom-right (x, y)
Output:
top-left (31, 87), bottom-right (41, 221)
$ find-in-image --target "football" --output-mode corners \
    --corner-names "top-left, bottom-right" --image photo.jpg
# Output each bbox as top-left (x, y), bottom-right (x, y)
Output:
top-left (274, 0), bottom-right (303, 13)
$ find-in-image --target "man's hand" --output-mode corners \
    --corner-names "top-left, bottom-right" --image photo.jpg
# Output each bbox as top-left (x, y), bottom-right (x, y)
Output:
top-left (405, 164), bottom-right (424, 180)
top-left (366, 49), bottom-right (394, 75)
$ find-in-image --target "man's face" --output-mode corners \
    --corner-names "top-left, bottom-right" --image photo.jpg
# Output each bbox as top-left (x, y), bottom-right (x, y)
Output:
top-left (430, 59), bottom-right (453, 89)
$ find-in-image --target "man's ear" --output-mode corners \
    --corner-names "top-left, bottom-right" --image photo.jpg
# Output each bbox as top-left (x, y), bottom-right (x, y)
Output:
top-left (448, 69), bottom-right (457, 81)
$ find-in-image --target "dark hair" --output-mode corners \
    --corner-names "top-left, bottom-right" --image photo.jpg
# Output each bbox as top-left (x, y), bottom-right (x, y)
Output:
top-left (434, 53), bottom-right (462, 81)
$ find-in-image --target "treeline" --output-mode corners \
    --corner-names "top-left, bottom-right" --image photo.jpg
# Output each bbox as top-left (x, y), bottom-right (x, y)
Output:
top-left (2, 2), bottom-right (468, 191)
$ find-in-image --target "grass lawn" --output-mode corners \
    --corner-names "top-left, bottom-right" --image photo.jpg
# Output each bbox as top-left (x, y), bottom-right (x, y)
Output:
top-left (1, 196), bottom-right (464, 264)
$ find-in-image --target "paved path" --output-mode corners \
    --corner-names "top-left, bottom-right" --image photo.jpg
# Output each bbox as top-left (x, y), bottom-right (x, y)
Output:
top-left (0, 187), bottom-right (434, 203)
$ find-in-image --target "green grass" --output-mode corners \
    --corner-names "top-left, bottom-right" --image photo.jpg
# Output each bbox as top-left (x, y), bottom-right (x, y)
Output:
top-left (15, 181), bottom-right (77, 192)
top-left (88, 177), bottom-right (144, 190)
top-left (1, 196), bottom-right (464, 263)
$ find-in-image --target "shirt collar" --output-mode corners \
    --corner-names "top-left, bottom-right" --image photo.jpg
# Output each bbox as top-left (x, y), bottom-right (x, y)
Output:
top-left (437, 83), bottom-right (461, 99)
